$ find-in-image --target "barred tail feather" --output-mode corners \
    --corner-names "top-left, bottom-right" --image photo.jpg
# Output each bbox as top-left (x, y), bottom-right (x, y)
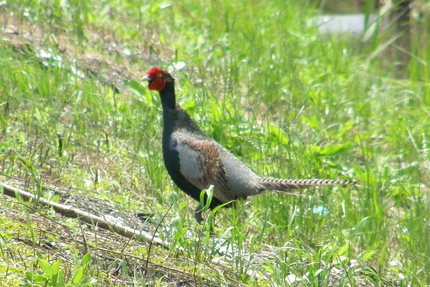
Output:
top-left (259, 178), bottom-right (357, 194)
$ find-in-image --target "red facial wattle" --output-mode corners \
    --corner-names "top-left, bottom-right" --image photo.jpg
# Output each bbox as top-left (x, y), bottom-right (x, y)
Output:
top-left (146, 67), bottom-right (168, 91)
top-left (148, 78), bottom-right (166, 91)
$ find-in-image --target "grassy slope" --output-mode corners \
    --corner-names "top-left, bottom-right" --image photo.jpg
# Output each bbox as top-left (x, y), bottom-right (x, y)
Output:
top-left (1, 0), bottom-right (429, 286)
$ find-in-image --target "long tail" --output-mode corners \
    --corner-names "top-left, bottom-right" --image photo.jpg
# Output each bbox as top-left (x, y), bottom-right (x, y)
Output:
top-left (259, 178), bottom-right (357, 197)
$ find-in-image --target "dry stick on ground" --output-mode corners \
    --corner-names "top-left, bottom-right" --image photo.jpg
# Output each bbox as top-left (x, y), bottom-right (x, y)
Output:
top-left (1, 182), bottom-right (270, 282)
top-left (1, 182), bottom-right (170, 249)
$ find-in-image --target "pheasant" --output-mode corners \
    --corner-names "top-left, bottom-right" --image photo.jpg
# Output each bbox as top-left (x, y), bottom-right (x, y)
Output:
top-left (141, 67), bottom-right (356, 224)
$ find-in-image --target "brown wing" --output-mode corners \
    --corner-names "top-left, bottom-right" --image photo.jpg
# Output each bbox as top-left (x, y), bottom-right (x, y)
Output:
top-left (175, 136), bottom-right (235, 203)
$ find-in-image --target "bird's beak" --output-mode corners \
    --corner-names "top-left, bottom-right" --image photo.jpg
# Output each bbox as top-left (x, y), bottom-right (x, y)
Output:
top-left (141, 75), bottom-right (151, 82)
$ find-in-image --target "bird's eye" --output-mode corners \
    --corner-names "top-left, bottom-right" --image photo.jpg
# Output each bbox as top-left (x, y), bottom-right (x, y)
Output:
top-left (157, 73), bottom-right (162, 77)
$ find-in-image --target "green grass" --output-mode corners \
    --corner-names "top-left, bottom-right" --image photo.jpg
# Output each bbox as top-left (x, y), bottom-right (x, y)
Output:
top-left (1, 0), bottom-right (430, 286)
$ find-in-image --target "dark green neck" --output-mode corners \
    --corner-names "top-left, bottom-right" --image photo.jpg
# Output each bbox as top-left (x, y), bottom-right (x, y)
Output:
top-left (159, 79), bottom-right (176, 110)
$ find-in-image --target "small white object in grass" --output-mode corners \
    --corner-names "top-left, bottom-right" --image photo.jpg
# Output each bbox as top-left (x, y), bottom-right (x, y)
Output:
top-left (389, 260), bottom-right (398, 267)
top-left (312, 205), bottom-right (329, 216)
top-left (169, 61), bottom-right (187, 72)
top-left (36, 48), bottom-right (63, 61)
top-left (37, 49), bottom-right (52, 59)
top-left (71, 66), bottom-right (85, 79)
top-left (285, 274), bottom-right (302, 284)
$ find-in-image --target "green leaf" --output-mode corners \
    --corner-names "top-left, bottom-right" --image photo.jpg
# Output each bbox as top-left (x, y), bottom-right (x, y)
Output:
top-left (51, 272), bottom-right (58, 286)
top-left (72, 267), bottom-right (84, 284)
top-left (362, 249), bottom-right (377, 261)
top-left (80, 277), bottom-right (98, 284)
top-left (25, 271), bottom-right (33, 281)
top-left (301, 115), bottom-right (320, 130)
top-left (57, 269), bottom-right (66, 287)
top-left (81, 253), bottom-right (92, 266)
top-left (178, 201), bottom-right (188, 210)
top-left (38, 258), bottom-right (52, 275)
top-left (124, 79), bottom-right (145, 95)
top-left (51, 260), bottom-right (61, 275)
top-left (266, 124), bottom-right (289, 145)
top-left (200, 185), bottom-right (214, 211)
top-left (32, 274), bottom-right (48, 283)
top-left (337, 244), bottom-right (350, 256)
top-left (336, 120), bottom-right (354, 138)
top-left (210, 102), bottom-right (222, 122)
top-left (314, 144), bottom-right (351, 157)
top-left (86, 10), bottom-right (94, 23)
